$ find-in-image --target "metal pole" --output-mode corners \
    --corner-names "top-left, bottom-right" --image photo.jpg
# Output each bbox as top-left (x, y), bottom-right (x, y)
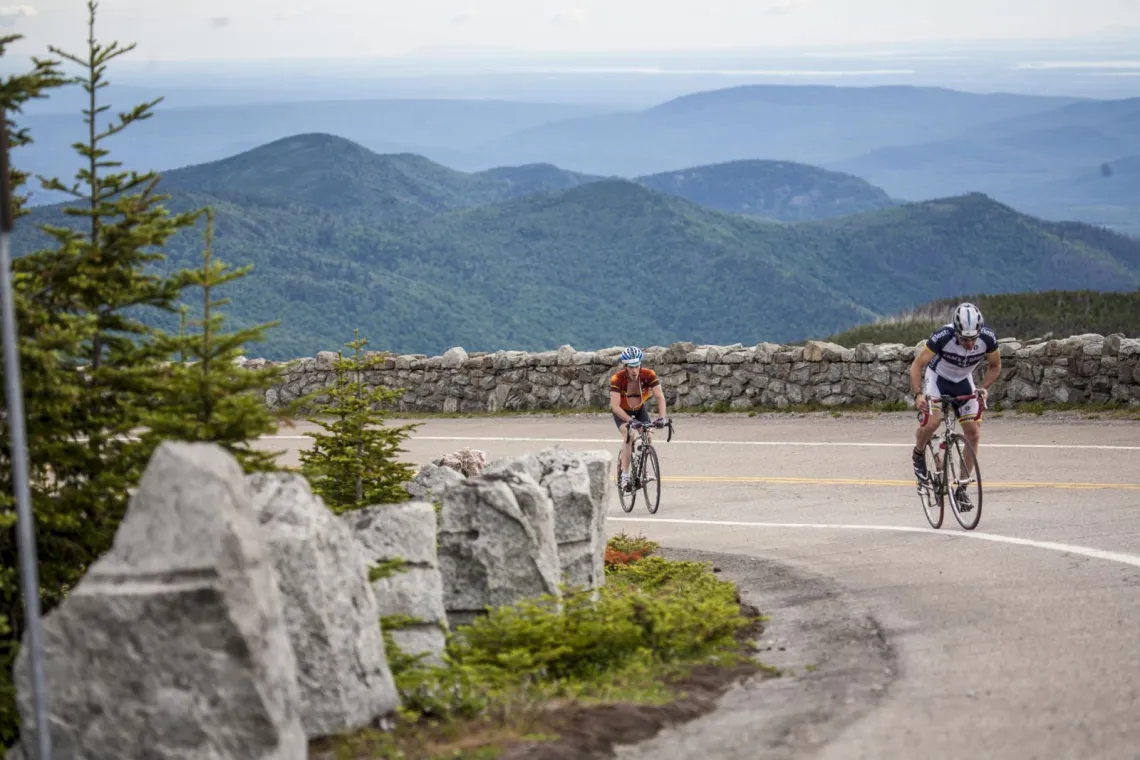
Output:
top-left (0, 108), bottom-right (52, 759)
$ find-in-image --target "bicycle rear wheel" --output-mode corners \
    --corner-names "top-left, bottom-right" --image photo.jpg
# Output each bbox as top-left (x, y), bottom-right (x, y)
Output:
top-left (641, 446), bottom-right (661, 514)
top-left (917, 438), bottom-right (944, 529)
top-left (615, 448), bottom-right (636, 512)
top-left (945, 433), bottom-right (983, 530)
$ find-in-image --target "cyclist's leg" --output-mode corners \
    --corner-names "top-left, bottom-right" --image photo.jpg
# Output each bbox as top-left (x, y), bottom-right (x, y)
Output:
top-left (613, 412), bottom-right (632, 486)
top-left (913, 366), bottom-right (943, 478)
top-left (955, 378), bottom-right (982, 480)
top-left (614, 407), bottom-right (649, 488)
top-left (936, 376), bottom-right (980, 510)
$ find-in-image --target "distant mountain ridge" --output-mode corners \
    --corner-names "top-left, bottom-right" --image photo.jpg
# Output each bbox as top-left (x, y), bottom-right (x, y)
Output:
top-left (828, 96), bottom-right (1140, 233)
top-left (11, 141), bottom-right (1140, 359)
top-left (636, 160), bottom-right (897, 220)
top-left (157, 134), bottom-right (505, 220)
top-left (17, 80), bottom-right (1133, 235)
top-left (155, 133), bottom-right (900, 223)
top-left (478, 84), bottom-right (1085, 176)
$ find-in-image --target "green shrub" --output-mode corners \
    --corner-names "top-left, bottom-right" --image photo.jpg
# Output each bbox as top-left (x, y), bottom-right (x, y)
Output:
top-left (388, 552), bottom-right (750, 726)
top-left (606, 532), bottom-right (660, 558)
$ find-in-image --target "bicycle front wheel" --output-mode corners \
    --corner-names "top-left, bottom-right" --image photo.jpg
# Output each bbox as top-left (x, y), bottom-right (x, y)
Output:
top-left (945, 433), bottom-right (983, 530)
top-left (616, 448), bottom-right (636, 512)
top-left (641, 446), bottom-right (661, 514)
top-left (918, 439), bottom-right (944, 529)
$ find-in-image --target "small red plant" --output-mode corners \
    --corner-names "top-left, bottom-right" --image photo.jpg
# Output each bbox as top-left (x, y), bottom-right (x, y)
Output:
top-left (605, 547), bottom-right (646, 567)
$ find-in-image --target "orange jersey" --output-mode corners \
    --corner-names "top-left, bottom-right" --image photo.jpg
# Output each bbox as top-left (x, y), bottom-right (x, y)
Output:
top-left (609, 367), bottom-right (660, 412)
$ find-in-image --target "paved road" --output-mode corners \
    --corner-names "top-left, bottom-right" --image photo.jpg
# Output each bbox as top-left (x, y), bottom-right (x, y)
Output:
top-left (256, 411), bottom-right (1140, 759)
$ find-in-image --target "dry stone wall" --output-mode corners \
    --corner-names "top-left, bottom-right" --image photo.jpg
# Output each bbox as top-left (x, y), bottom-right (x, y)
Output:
top-left (251, 333), bottom-right (1140, 413)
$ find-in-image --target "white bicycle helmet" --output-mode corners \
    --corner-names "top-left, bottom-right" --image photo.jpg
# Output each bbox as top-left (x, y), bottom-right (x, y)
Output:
top-left (619, 346), bottom-right (644, 366)
top-left (952, 302), bottom-right (984, 339)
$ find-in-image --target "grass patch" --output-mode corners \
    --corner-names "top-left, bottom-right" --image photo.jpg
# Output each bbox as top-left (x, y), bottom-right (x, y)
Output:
top-left (370, 557), bottom-right (409, 582)
top-left (310, 533), bottom-right (768, 759)
top-left (1003, 401), bottom-right (1140, 420)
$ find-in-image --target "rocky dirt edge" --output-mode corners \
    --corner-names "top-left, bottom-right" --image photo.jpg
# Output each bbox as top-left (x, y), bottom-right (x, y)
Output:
top-left (491, 546), bottom-right (897, 759)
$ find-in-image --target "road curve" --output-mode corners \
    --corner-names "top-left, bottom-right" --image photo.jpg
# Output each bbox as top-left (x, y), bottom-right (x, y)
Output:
top-left (257, 411), bottom-right (1140, 759)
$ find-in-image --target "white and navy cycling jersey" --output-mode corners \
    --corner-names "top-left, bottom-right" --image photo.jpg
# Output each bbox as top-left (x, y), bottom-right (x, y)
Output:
top-left (925, 323), bottom-right (998, 383)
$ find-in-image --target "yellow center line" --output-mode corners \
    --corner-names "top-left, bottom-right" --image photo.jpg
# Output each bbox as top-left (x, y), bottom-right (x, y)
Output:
top-left (662, 476), bottom-right (1140, 491)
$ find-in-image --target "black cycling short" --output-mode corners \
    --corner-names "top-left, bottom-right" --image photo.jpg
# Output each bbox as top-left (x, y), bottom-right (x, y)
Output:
top-left (613, 405), bottom-right (650, 430)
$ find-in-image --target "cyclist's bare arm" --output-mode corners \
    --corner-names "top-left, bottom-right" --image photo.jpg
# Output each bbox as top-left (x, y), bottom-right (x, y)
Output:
top-left (980, 349), bottom-right (1001, 391)
top-left (652, 383), bottom-right (668, 421)
top-left (909, 345), bottom-right (935, 409)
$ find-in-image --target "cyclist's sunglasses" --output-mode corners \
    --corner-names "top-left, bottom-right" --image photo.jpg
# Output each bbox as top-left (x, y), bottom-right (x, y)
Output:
top-left (956, 332), bottom-right (979, 346)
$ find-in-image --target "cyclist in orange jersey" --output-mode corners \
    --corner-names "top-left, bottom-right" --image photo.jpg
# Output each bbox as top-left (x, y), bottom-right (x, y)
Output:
top-left (609, 346), bottom-right (669, 491)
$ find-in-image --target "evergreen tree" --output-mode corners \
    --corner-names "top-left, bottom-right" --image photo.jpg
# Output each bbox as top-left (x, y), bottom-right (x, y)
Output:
top-left (3, 0), bottom-right (201, 626)
top-left (298, 330), bottom-right (420, 513)
top-left (0, 29), bottom-right (68, 748)
top-left (141, 209), bottom-right (285, 472)
top-left (0, 1), bottom-right (258, 744)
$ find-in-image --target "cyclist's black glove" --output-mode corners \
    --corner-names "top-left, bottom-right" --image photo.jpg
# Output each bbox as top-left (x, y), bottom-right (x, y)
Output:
top-left (654, 417), bottom-right (666, 427)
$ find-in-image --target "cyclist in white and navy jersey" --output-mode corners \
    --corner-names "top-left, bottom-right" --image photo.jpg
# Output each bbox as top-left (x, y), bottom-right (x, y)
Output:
top-left (908, 302), bottom-right (1003, 511)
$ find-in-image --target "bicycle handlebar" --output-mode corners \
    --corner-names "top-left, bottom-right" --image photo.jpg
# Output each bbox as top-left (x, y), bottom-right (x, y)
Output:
top-left (625, 417), bottom-right (674, 443)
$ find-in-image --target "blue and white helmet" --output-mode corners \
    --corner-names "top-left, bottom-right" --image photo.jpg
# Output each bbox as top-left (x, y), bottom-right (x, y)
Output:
top-left (619, 346), bottom-right (644, 366)
top-left (953, 302), bottom-right (984, 339)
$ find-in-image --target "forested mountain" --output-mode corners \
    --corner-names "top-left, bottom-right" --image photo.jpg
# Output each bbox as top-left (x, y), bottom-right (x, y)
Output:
top-left (13, 149), bottom-right (1140, 360)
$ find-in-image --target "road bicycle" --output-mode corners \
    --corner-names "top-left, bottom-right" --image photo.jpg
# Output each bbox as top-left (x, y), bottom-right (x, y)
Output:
top-left (915, 391), bottom-right (985, 530)
top-left (615, 417), bottom-right (674, 514)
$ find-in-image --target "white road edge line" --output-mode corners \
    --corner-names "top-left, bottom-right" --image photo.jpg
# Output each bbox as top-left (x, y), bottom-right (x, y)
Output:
top-left (259, 434), bottom-right (1140, 451)
top-left (608, 517), bottom-right (1140, 569)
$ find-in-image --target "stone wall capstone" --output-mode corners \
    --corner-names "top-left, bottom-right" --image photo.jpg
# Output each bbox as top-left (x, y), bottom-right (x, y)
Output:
top-left (249, 333), bottom-right (1140, 413)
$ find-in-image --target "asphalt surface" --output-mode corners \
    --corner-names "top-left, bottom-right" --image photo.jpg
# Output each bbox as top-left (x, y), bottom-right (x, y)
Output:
top-left (256, 411), bottom-right (1140, 759)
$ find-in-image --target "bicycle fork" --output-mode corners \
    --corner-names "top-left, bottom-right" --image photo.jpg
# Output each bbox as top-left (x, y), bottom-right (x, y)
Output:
top-left (918, 436), bottom-right (946, 494)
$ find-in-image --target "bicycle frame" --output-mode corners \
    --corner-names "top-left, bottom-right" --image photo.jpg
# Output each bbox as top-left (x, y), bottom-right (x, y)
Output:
top-left (917, 391), bottom-right (986, 530)
top-left (616, 418), bottom-right (673, 514)
top-left (623, 419), bottom-right (672, 479)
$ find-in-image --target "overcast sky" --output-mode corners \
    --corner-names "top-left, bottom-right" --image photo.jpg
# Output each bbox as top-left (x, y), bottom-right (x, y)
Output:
top-left (3, 0), bottom-right (1139, 61)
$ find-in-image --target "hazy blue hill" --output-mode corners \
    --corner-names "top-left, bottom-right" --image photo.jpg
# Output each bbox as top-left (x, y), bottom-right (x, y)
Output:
top-left (975, 97), bottom-right (1140, 139)
top-left (634, 159), bottom-right (897, 220)
top-left (829, 97), bottom-right (1140, 208)
top-left (157, 133), bottom-right (507, 219)
top-left (474, 163), bottom-right (606, 198)
top-left (1017, 155), bottom-right (1140, 204)
top-left (17, 96), bottom-right (610, 205)
top-left (155, 133), bottom-right (901, 224)
top-left (837, 124), bottom-right (1129, 183)
top-left (479, 84), bottom-right (1084, 176)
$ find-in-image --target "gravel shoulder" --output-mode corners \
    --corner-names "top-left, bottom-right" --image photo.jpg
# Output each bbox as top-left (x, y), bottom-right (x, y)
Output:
top-left (613, 547), bottom-right (897, 760)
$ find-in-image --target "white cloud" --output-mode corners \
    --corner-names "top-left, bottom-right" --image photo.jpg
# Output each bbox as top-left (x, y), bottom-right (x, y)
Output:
top-left (0, 4), bottom-right (35, 26)
top-left (763, 0), bottom-right (815, 15)
top-left (450, 12), bottom-right (476, 27)
top-left (552, 6), bottom-right (590, 26)
top-left (208, 16), bottom-right (229, 29)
